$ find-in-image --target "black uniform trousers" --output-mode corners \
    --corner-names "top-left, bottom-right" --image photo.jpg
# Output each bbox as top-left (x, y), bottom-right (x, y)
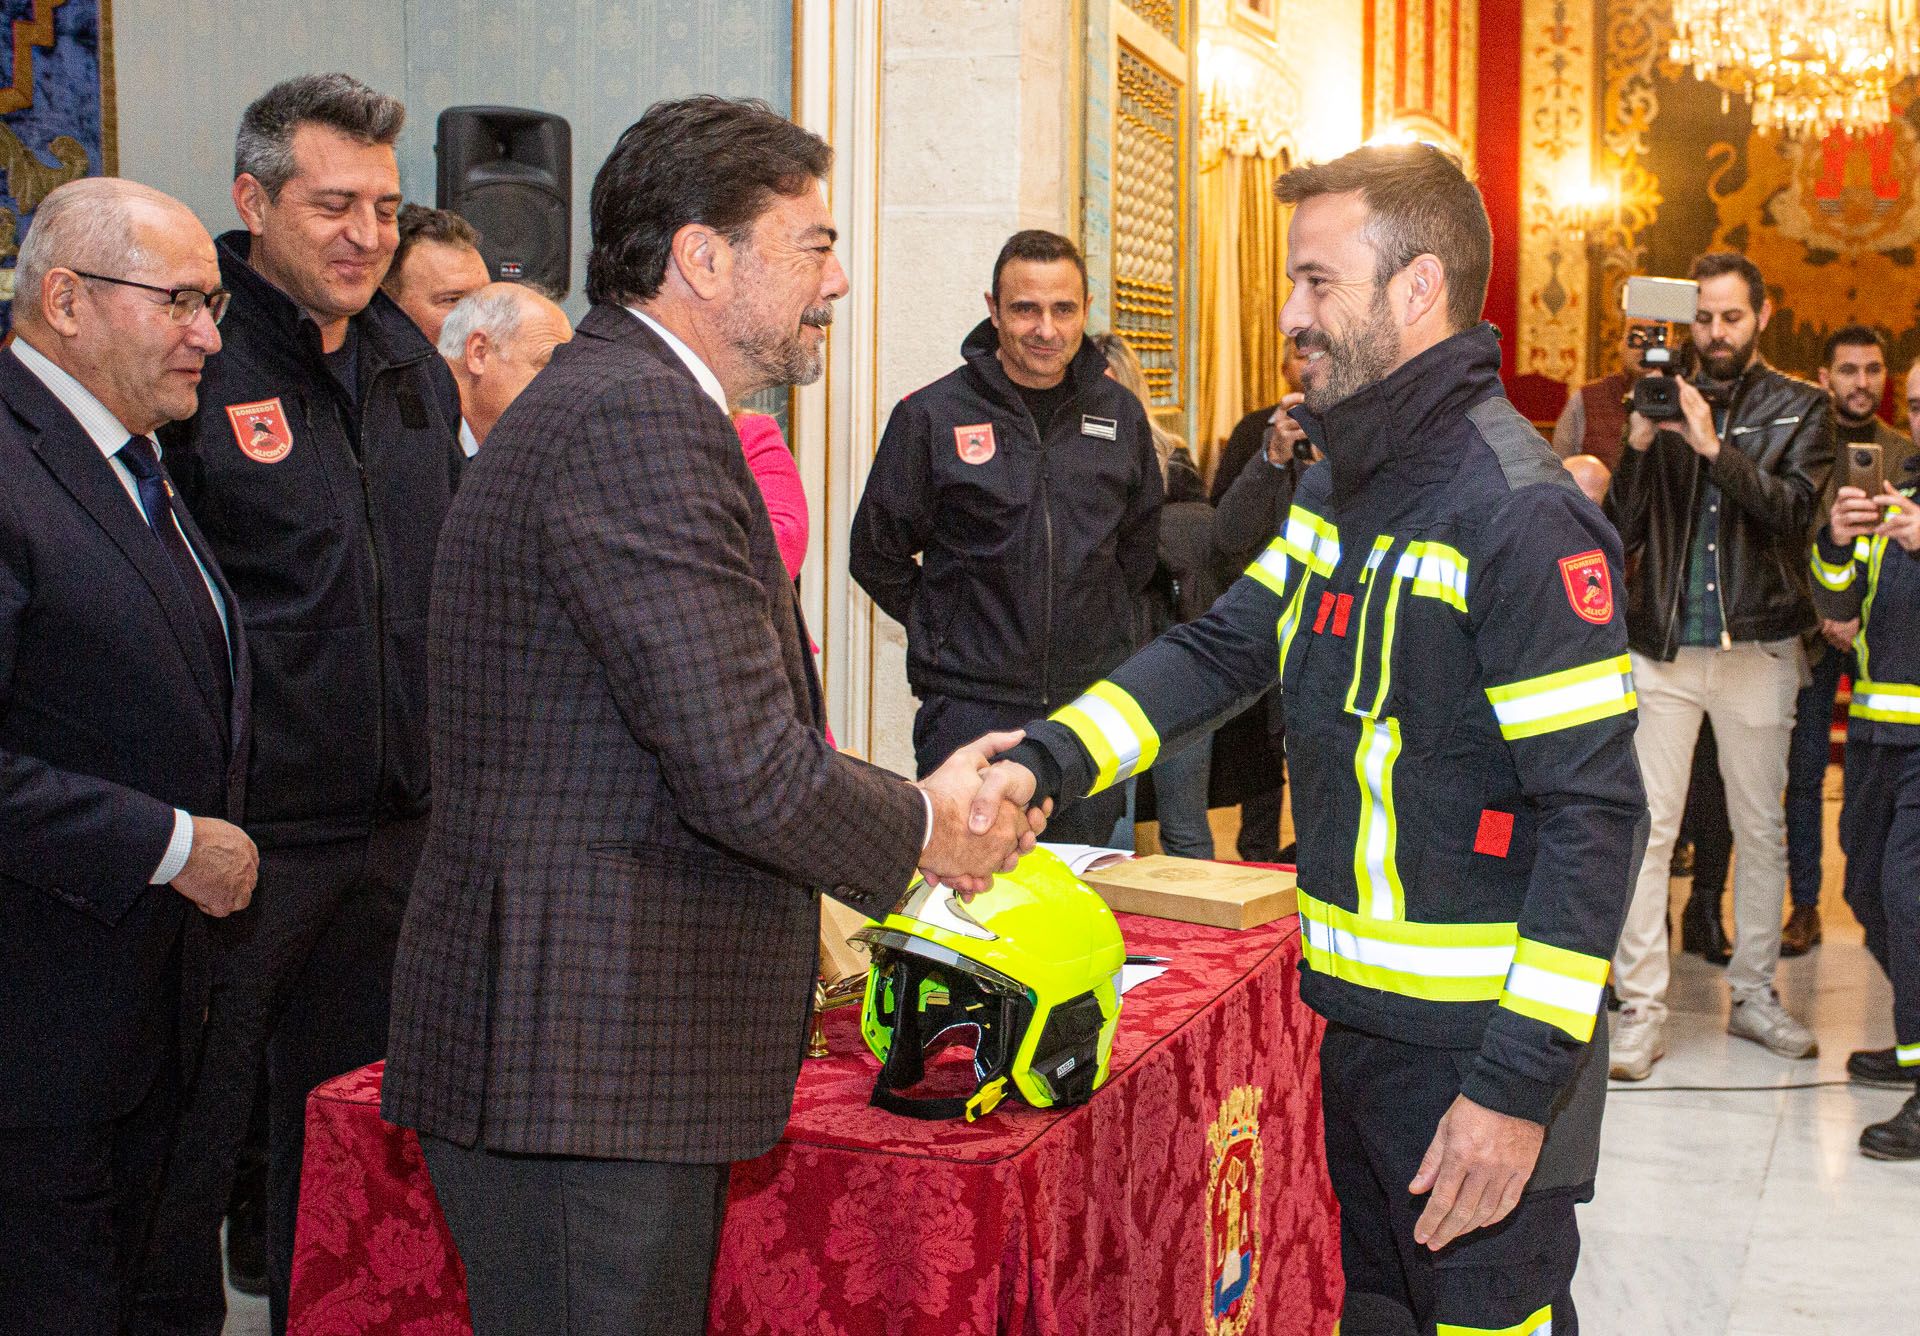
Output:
top-left (1320, 1021), bottom-right (1607, 1335)
top-left (135, 817), bottom-right (426, 1336)
top-left (912, 692), bottom-right (1126, 845)
top-left (419, 1134), bottom-right (730, 1336)
top-left (0, 1046), bottom-right (178, 1336)
top-left (1840, 738), bottom-right (1920, 1054)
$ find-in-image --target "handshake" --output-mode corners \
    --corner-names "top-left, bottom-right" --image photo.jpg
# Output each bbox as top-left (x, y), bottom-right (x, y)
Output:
top-left (913, 730), bottom-right (1047, 896)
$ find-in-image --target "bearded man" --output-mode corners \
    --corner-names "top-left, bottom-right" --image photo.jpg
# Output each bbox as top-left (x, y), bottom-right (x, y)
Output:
top-left (1604, 252), bottom-right (1835, 1081)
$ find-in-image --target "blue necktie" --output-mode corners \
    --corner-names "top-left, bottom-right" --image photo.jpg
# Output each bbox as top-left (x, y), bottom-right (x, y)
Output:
top-left (117, 436), bottom-right (232, 699)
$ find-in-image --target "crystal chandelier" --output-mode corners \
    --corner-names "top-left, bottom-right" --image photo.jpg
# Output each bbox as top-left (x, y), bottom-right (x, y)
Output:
top-left (1669, 1), bottom-right (1920, 137)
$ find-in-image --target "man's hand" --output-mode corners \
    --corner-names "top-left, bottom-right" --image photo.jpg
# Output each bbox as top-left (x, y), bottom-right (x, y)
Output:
top-left (1408, 1094), bottom-right (1545, 1251)
top-left (1674, 379), bottom-right (1720, 461)
top-left (172, 816), bottom-right (259, 917)
top-left (1265, 393), bottom-right (1316, 467)
top-left (1625, 409), bottom-right (1656, 453)
top-left (1876, 486), bottom-right (1920, 552)
top-left (916, 732), bottom-right (1046, 896)
top-left (1830, 483), bottom-right (1884, 543)
top-left (1820, 616), bottom-right (1860, 652)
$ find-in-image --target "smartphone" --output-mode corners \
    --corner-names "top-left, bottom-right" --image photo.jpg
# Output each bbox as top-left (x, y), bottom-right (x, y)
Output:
top-left (1846, 443), bottom-right (1885, 498)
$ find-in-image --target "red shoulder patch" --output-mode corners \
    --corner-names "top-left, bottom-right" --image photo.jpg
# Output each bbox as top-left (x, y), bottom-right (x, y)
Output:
top-left (1558, 549), bottom-right (1613, 625)
top-left (954, 422), bottom-right (996, 465)
top-left (226, 398), bottom-right (293, 464)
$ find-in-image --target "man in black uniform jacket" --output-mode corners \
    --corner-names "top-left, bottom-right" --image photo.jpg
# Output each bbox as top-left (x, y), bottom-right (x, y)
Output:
top-left (975, 145), bottom-right (1645, 1335)
top-left (850, 230), bottom-right (1162, 843)
top-left (135, 74), bottom-right (461, 1336)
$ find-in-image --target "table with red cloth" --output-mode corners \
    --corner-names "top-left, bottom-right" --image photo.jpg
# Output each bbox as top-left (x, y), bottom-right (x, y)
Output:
top-left (288, 911), bottom-right (1342, 1336)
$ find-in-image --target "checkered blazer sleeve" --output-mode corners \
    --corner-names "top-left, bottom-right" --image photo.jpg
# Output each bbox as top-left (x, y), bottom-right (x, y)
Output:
top-left (539, 376), bottom-right (924, 914)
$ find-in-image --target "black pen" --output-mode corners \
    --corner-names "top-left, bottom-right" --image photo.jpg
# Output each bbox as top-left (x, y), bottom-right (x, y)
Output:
top-left (1125, 954), bottom-right (1170, 965)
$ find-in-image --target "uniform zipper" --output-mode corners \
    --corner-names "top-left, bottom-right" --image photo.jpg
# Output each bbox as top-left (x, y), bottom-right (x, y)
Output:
top-left (345, 366), bottom-right (388, 817)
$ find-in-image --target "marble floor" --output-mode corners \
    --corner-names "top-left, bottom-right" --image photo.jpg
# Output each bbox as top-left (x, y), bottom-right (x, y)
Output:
top-left (229, 789), bottom-right (1907, 1335)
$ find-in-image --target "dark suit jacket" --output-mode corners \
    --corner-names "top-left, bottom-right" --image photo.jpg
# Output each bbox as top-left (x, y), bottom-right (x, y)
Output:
top-left (0, 349), bottom-right (249, 1128)
top-left (384, 306), bottom-right (926, 1162)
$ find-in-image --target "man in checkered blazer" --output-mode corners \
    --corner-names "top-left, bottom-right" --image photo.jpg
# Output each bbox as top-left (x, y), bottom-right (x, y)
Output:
top-left (382, 97), bottom-right (1041, 1335)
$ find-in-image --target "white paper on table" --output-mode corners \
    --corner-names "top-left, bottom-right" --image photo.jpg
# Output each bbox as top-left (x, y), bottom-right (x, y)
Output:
top-left (1119, 963), bottom-right (1168, 994)
top-left (1039, 842), bottom-right (1136, 876)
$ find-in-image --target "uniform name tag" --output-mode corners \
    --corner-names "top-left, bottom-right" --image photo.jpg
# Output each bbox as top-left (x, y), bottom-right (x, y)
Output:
top-left (1081, 415), bottom-right (1118, 440)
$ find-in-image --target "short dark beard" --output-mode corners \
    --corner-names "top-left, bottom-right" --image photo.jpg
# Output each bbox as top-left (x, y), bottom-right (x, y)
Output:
top-left (1300, 286), bottom-right (1400, 414)
top-left (1833, 390), bottom-right (1881, 428)
top-left (1697, 330), bottom-right (1757, 384)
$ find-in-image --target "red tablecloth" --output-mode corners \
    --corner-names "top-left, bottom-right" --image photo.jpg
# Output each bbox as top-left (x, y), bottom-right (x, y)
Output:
top-left (289, 912), bottom-right (1341, 1335)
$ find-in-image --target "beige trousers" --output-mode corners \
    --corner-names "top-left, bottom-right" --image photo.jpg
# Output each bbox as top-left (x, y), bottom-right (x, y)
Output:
top-left (1613, 640), bottom-right (1803, 1018)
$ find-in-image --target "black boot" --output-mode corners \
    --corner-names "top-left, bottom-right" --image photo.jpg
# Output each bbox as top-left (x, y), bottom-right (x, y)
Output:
top-left (1680, 893), bottom-right (1732, 966)
top-left (1849, 1047), bottom-right (1920, 1090)
top-left (1861, 1092), bottom-right (1920, 1160)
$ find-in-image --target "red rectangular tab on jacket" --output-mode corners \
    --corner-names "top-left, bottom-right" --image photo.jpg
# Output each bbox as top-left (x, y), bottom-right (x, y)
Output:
top-left (1331, 593), bottom-right (1355, 638)
top-left (1473, 809), bottom-right (1514, 858)
top-left (1312, 591), bottom-right (1336, 634)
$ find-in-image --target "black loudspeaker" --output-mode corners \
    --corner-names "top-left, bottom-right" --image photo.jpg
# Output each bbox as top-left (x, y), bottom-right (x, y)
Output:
top-left (436, 106), bottom-right (572, 296)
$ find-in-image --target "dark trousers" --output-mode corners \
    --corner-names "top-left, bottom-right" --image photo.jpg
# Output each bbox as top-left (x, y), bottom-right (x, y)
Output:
top-left (134, 818), bottom-right (425, 1336)
top-left (0, 1068), bottom-right (178, 1336)
top-left (1840, 738), bottom-right (1920, 1053)
top-left (419, 1134), bottom-right (730, 1336)
top-left (1319, 1023), bottom-right (1603, 1335)
top-left (1235, 782), bottom-right (1285, 863)
top-left (1787, 643), bottom-right (1851, 908)
top-left (912, 692), bottom-right (1127, 846)
top-left (1682, 719), bottom-right (1734, 907)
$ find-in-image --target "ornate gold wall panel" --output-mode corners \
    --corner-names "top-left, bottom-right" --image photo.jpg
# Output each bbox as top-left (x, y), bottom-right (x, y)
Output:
top-left (1515, 0), bottom-right (1596, 386)
top-left (1113, 40), bottom-right (1187, 410)
top-left (1364, 0), bottom-right (1479, 161)
top-left (1122, 0), bottom-right (1182, 45)
top-left (1593, 0), bottom-right (1669, 363)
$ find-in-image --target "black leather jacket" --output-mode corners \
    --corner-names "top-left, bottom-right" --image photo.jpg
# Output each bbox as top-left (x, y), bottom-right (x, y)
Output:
top-left (1605, 360), bottom-right (1834, 660)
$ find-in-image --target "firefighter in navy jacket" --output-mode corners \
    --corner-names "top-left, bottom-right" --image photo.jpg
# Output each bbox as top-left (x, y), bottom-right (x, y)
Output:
top-left (850, 230), bottom-right (1161, 843)
top-left (1812, 478), bottom-right (1920, 1158)
top-left (983, 147), bottom-right (1645, 1335)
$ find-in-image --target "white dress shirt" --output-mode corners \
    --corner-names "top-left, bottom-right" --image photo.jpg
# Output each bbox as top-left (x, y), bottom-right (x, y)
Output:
top-left (620, 307), bottom-right (937, 852)
top-left (458, 417), bottom-right (480, 459)
top-left (10, 338), bottom-right (225, 885)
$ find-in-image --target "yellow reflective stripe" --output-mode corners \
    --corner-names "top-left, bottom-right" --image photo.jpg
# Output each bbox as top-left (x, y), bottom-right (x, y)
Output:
top-left (1243, 538), bottom-right (1290, 597)
top-left (1438, 1304), bottom-right (1553, 1336)
top-left (1297, 890), bottom-right (1516, 1002)
top-left (1810, 545), bottom-right (1856, 591)
top-left (1860, 535), bottom-right (1890, 683)
top-left (1485, 655), bottom-right (1636, 741)
top-left (1276, 571), bottom-right (1313, 674)
top-left (1898, 1043), bottom-right (1920, 1067)
top-left (1500, 939), bottom-right (1609, 1042)
top-left (1050, 681), bottom-right (1160, 794)
top-left (1351, 717), bottom-right (1406, 920)
top-left (1849, 679), bottom-right (1920, 724)
top-left (1367, 557), bottom-right (1409, 718)
top-left (1399, 539), bottom-right (1470, 612)
top-left (1344, 537), bottom-right (1396, 713)
top-left (1282, 504), bottom-right (1341, 576)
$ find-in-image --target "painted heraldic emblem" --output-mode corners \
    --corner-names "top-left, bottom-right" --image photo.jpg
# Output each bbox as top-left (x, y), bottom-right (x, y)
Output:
top-left (1557, 549), bottom-right (1613, 625)
top-left (226, 398), bottom-right (294, 464)
top-left (1206, 1085), bottom-right (1263, 1336)
top-left (954, 422), bottom-right (996, 465)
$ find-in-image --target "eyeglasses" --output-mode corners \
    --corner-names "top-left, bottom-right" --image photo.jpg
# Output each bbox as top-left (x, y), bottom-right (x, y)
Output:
top-left (70, 270), bottom-right (231, 326)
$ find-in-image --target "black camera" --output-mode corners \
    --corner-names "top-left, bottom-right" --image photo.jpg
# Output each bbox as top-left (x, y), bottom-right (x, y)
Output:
top-left (1627, 325), bottom-right (1685, 421)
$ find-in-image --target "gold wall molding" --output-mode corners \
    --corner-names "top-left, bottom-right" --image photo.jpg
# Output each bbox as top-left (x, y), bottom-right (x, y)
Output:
top-left (1515, 0), bottom-right (1595, 386)
top-left (1593, 0), bottom-right (1670, 363)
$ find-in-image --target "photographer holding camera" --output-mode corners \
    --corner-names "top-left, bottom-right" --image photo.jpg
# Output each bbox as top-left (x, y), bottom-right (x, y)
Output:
top-left (1604, 253), bottom-right (1835, 1081)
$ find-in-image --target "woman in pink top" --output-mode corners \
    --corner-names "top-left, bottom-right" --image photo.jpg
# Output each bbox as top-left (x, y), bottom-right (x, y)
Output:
top-left (733, 411), bottom-right (809, 580)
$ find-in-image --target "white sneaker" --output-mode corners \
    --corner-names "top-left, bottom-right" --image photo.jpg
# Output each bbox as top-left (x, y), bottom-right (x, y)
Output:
top-left (1610, 1008), bottom-right (1666, 1081)
top-left (1728, 992), bottom-right (1819, 1059)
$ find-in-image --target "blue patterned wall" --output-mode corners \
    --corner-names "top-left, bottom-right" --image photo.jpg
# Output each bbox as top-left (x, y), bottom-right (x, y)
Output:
top-left (112, 0), bottom-right (793, 308)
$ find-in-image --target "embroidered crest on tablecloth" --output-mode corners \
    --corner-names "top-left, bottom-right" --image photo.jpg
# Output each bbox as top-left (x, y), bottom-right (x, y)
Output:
top-left (1205, 1083), bottom-right (1264, 1335)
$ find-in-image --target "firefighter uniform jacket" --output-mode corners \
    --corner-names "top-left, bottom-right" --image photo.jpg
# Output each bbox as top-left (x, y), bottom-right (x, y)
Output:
top-left (1008, 326), bottom-right (1647, 1124)
top-left (849, 320), bottom-right (1162, 709)
top-left (1811, 487), bottom-right (1920, 745)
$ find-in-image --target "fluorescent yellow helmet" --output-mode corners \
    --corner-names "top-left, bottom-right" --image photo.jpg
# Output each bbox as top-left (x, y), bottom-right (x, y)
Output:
top-left (854, 847), bottom-right (1126, 1121)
